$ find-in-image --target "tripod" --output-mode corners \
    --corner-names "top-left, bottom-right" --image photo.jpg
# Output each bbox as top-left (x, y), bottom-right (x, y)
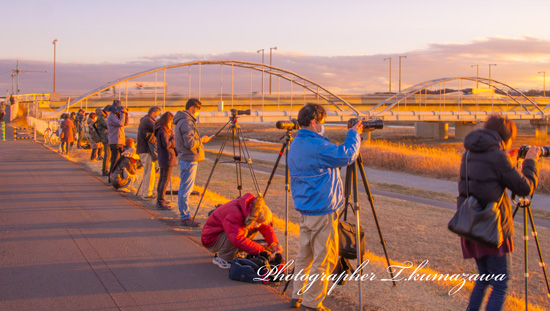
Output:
top-left (190, 114), bottom-right (261, 227)
top-left (342, 153), bottom-right (397, 310)
top-left (263, 129), bottom-right (293, 265)
top-left (511, 194), bottom-right (550, 310)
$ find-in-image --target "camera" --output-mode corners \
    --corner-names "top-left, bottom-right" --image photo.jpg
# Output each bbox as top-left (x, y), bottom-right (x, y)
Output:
top-left (275, 119), bottom-right (300, 131)
top-left (517, 145), bottom-right (550, 159)
top-left (347, 118), bottom-right (384, 131)
top-left (231, 109), bottom-right (251, 117)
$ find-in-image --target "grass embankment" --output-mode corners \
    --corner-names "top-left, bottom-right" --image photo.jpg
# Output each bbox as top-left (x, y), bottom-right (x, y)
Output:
top-left (362, 139), bottom-right (550, 194)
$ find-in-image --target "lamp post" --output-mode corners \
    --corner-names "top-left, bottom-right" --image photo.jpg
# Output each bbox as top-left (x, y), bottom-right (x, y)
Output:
top-left (384, 58), bottom-right (392, 93)
top-left (398, 56), bottom-right (406, 92)
top-left (471, 65), bottom-right (479, 88)
top-left (489, 64), bottom-right (497, 107)
top-left (539, 71), bottom-right (546, 97)
top-left (257, 49), bottom-right (264, 98)
top-left (489, 64), bottom-right (497, 81)
top-left (269, 46), bottom-right (277, 95)
top-left (52, 39), bottom-right (58, 93)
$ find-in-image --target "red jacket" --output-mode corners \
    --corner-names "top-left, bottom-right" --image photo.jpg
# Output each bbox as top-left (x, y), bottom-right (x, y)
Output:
top-left (201, 193), bottom-right (278, 255)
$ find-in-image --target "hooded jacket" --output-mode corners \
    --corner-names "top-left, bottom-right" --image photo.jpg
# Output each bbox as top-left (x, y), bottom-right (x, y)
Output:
top-left (458, 129), bottom-right (538, 258)
top-left (96, 112), bottom-right (109, 144)
top-left (154, 123), bottom-right (177, 168)
top-left (110, 148), bottom-right (138, 189)
top-left (137, 114), bottom-right (156, 154)
top-left (201, 193), bottom-right (278, 255)
top-left (107, 111), bottom-right (127, 145)
top-left (288, 128), bottom-right (361, 216)
top-left (173, 110), bottom-right (204, 162)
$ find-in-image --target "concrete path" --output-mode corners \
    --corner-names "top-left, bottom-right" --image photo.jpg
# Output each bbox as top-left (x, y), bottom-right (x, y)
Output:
top-left (0, 139), bottom-right (293, 311)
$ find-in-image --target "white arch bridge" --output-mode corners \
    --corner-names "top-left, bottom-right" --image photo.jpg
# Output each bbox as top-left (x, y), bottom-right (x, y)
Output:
top-left (47, 61), bottom-right (550, 139)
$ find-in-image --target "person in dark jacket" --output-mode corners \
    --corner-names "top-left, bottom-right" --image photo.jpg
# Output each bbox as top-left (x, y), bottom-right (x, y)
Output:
top-left (96, 105), bottom-right (111, 176)
top-left (458, 115), bottom-right (540, 311)
top-left (87, 112), bottom-right (103, 161)
top-left (110, 138), bottom-right (139, 193)
top-left (155, 112), bottom-right (177, 210)
top-left (137, 106), bottom-right (162, 199)
top-left (173, 99), bottom-right (211, 227)
top-left (60, 113), bottom-right (75, 155)
top-left (75, 109), bottom-right (86, 149)
top-left (107, 105), bottom-right (128, 179)
top-left (201, 193), bottom-right (281, 269)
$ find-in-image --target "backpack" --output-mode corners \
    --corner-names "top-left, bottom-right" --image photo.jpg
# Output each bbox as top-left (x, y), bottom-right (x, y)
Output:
top-left (228, 253), bottom-right (285, 284)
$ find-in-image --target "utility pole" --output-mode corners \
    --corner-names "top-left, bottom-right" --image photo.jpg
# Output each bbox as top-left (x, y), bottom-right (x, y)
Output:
top-left (384, 58), bottom-right (392, 93)
top-left (269, 46), bottom-right (277, 94)
top-left (398, 56), bottom-right (406, 92)
top-left (12, 60), bottom-right (47, 95)
top-left (539, 71), bottom-right (546, 97)
top-left (471, 65), bottom-right (479, 88)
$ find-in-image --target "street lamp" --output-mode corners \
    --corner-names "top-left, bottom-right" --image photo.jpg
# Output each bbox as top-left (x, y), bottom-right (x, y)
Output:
top-left (257, 49), bottom-right (265, 97)
top-left (539, 71), bottom-right (546, 97)
top-left (489, 64), bottom-right (497, 81)
top-left (52, 39), bottom-right (58, 93)
top-left (384, 58), bottom-right (392, 93)
top-left (398, 56), bottom-right (406, 92)
top-left (471, 65), bottom-right (479, 88)
top-left (269, 46), bottom-right (277, 95)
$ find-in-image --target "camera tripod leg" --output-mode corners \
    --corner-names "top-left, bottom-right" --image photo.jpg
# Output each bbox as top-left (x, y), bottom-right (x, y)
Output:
top-left (524, 205), bottom-right (529, 310)
top-left (263, 141), bottom-right (287, 197)
top-left (526, 205), bottom-right (550, 298)
top-left (235, 126), bottom-right (261, 195)
top-left (356, 155), bottom-right (397, 286)
top-left (190, 131), bottom-right (231, 227)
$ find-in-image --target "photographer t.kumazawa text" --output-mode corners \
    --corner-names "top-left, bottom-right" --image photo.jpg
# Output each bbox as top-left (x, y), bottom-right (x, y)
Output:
top-left (255, 259), bottom-right (506, 295)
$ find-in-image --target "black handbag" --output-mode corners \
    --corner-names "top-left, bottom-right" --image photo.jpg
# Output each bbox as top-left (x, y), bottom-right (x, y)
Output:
top-left (448, 151), bottom-right (506, 247)
top-left (338, 220), bottom-right (366, 260)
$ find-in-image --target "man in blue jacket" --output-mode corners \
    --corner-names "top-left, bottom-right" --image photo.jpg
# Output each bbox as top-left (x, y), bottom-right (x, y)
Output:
top-left (288, 103), bottom-right (363, 311)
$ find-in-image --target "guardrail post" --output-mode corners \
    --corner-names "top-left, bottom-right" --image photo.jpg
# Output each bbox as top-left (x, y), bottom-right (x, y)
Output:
top-left (1, 122), bottom-right (5, 141)
top-left (33, 124), bottom-right (37, 142)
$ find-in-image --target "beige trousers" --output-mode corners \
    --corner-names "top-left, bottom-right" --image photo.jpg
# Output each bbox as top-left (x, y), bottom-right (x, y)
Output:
top-left (292, 212), bottom-right (339, 309)
top-left (138, 153), bottom-right (155, 197)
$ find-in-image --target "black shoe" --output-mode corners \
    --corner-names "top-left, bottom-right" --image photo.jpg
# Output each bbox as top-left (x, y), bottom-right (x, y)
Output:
top-left (181, 219), bottom-right (201, 227)
top-left (190, 191), bottom-right (200, 196)
top-left (102, 171), bottom-right (109, 176)
top-left (156, 202), bottom-right (173, 210)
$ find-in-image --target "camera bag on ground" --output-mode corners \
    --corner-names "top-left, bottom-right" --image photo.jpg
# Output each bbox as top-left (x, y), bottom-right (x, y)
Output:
top-left (229, 253), bottom-right (285, 284)
top-left (338, 220), bottom-right (366, 260)
top-left (448, 150), bottom-right (507, 247)
top-left (331, 256), bottom-right (352, 285)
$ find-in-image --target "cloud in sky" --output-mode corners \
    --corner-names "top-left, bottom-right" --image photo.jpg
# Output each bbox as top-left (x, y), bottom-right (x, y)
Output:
top-left (1, 37), bottom-right (549, 96)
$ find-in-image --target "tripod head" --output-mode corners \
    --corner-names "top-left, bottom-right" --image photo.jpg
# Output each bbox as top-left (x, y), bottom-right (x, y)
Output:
top-left (230, 109), bottom-right (251, 124)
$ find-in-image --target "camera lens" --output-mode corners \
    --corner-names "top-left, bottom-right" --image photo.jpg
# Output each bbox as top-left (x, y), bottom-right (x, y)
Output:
top-left (276, 119), bottom-right (299, 130)
top-left (362, 119), bottom-right (383, 130)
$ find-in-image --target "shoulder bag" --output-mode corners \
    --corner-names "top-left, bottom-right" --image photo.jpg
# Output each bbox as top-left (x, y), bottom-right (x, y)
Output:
top-left (448, 150), bottom-right (506, 247)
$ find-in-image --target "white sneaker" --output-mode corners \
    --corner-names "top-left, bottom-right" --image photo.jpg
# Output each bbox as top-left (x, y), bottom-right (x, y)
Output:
top-left (212, 254), bottom-right (231, 269)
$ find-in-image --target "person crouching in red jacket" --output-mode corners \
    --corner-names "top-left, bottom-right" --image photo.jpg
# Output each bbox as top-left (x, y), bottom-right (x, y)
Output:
top-left (201, 193), bottom-right (282, 269)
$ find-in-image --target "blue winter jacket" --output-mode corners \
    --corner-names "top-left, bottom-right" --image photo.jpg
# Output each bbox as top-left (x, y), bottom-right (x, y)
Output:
top-left (288, 128), bottom-right (361, 216)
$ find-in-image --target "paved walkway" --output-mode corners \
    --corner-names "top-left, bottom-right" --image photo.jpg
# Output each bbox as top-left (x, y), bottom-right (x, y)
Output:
top-left (0, 139), bottom-right (294, 311)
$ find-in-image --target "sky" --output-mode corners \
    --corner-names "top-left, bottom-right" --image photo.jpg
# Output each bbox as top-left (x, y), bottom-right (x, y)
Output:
top-left (2, 0), bottom-right (550, 95)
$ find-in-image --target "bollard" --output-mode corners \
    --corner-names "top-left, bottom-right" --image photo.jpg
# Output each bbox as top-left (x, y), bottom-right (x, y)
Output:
top-left (33, 124), bottom-right (36, 142)
top-left (1, 122), bottom-right (4, 141)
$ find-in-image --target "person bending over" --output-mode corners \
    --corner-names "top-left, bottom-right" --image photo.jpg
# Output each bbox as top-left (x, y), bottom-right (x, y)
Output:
top-left (201, 193), bottom-right (282, 269)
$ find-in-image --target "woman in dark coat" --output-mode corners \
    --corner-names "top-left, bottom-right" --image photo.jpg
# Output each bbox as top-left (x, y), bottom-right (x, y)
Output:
top-left (60, 113), bottom-right (75, 155)
top-left (155, 112), bottom-right (177, 210)
top-left (458, 115), bottom-right (540, 311)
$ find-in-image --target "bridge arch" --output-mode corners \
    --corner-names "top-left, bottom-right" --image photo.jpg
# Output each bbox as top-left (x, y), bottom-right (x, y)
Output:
top-left (56, 60), bottom-right (359, 115)
top-left (369, 77), bottom-right (545, 117)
